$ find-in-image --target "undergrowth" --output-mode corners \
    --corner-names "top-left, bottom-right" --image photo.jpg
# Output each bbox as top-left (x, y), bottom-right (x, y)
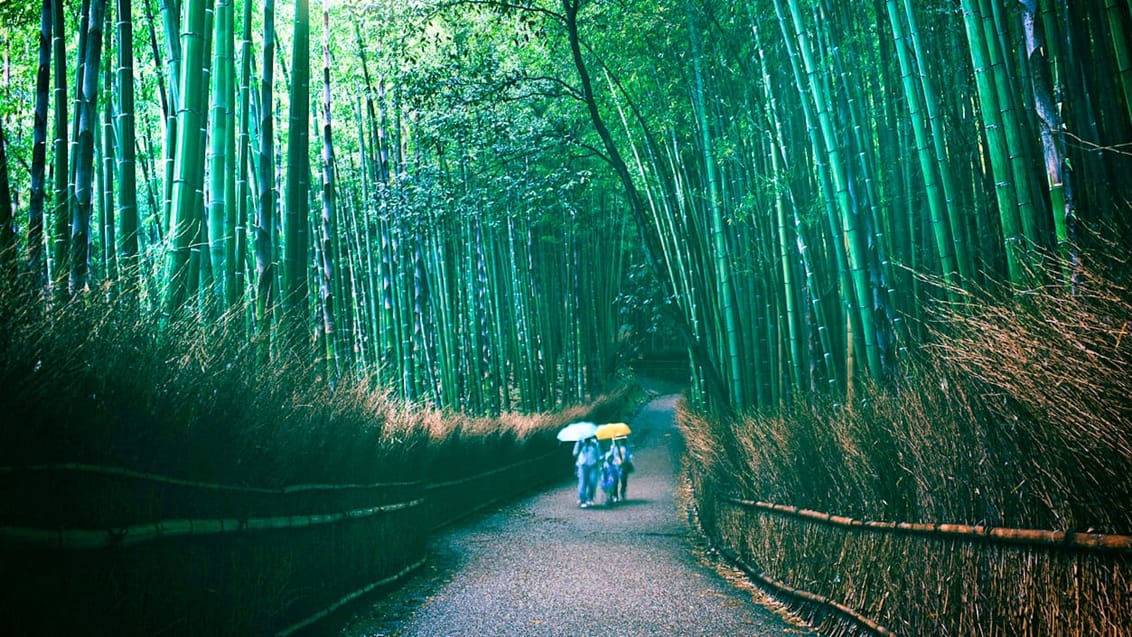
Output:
top-left (0, 281), bottom-right (626, 489)
top-left (683, 249), bottom-right (1132, 533)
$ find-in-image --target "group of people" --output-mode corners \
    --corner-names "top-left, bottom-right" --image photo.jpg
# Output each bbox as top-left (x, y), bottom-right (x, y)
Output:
top-left (572, 436), bottom-right (633, 508)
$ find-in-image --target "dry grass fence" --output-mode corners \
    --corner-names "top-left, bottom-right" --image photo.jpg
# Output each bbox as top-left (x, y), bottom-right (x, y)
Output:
top-left (0, 282), bottom-right (636, 635)
top-left (0, 414), bottom-right (620, 636)
top-left (680, 257), bottom-right (1132, 636)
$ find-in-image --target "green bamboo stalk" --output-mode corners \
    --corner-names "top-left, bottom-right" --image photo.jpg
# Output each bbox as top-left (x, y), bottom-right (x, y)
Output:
top-left (0, 119), bottom-right (13, 280)
top-left (207, 0), bottom-right (234, 308)
top-left (158, 0), bottom-right (178, 236)
top-left (768, 0), bottom-right (850, 390)
top-left (233, 0), bottom-right (253, 310)
top-left (769, 133), bottom-right (803, 394)
top-left (977, 0), bottom-right (1043, 253)
top-left (1104, 0), bottom-right (1132, 128)
top-left (689, 2), bottom-right (745, 408)
top-left (283, 0), bottom-right (311, 347)
top-left (754, 18), bottom-right (837, 392)
top-left (316, 0), bottom-right (341, 381)
top-left (781, 0), bottom-right (882, 382)
top-left (163, 0), bottom-right (207, 314)
top-left (28, 0), bottom-right (52, 287)
top-left (100, 28), bottom-right (117, 284)
top-left (70, 0), bottom-right (108, 295)
top-left (1021, 0), bottom-right (1074, 278)
top-left (194, 2), bottom-right (215, 313)
top-left (51, 0), bottom-right (70, 297)
top-left (115, 0), bottom-right (140, 289)
top-left (158, 0), bottom-right (180, 110)
top-left (960, 0), bottom-right (1026, 286)
top-left (901, 0), bottom-right (972, 282)
top-left (886, 0), bottom-right (958, 290)
top-left (254, 0), bottom-right (277, 340)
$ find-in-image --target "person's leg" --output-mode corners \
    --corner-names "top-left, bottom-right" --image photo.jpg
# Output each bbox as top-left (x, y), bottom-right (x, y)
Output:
top-left (577, 465), bottom-right (588, 505)
top-left (593, 463), bottom-right (602, 504)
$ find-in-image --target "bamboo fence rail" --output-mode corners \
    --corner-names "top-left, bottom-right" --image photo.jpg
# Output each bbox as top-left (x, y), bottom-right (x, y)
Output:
top-left (713, 544), bottom-right (898, 637)
top-left (0, 462), bottom-right (420, 492)
top-left (0, 445), bottom-right (571, 634)
top-left (0, 499), bottom-right (425, 550)
top-left (725, 497), bottom-right (1132, 552)
top-left (273, 556), bottom-right (428, 637)
top-left (424, 449), bottom-right (560, 489)
top-left (0, 449), bottom-right (566, 549)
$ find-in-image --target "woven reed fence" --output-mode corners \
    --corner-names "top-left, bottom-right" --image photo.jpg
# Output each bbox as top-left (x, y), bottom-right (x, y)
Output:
top-left (0, 450), bottom-right (572, 636)
top-left (686, 473), bottom-right (1132, 637)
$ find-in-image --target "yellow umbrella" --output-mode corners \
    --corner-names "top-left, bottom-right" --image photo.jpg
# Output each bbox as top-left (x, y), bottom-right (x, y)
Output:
top-left (595, 422), bottom-right (631, 440)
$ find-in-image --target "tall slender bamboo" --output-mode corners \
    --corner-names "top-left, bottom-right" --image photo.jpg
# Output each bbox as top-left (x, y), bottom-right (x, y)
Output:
top-left (688, 2), bottom-right (744, 408)
top-left (28, 0), bottom-right (52, 287)
top-left (70, 0), bottom-right (108, 295)
top-left (781, 0), bottom-right (882, 382)
top-left (960, 0), bottom-right (1026, 286)
top-left (163, 0), bottom-right (208, 314)
top-left (207, 0), bottom-right (234, 308)
top-left (902, 0), bottom-right (972, 282)
top-left (51, 0), bottom-right (70, 297)
top-left (1021, 0), bottom-right (1074, 276)
top-left (977, 0), bottom-right (1043, 252)
top-left (100, 25), bottom-right (117, 284)
top-left (886, 0), bottom-right (958, 290)
top-left (1103, 0), bottom-right (1132, 126)
top-left (283, 0), bottom-right (311, 347)
top-left (317, 0), bottom-right (341, 380)
top-left (233, 0), bottom-right (253, 311)
top-left (115, 0), bottom-right (139, 289)
top-left (255, 0), bottom-right (277, 340)
top-left (561, 0), bottom-right (728, 408)
top-left (0, 118), bottom-right (14, 280)
top-left (769, 134), bottom-right (803, 394)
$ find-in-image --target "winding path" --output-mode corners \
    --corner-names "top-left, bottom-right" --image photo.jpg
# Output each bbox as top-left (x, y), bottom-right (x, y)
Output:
top-left (326, 392), bottom-right (814, 636)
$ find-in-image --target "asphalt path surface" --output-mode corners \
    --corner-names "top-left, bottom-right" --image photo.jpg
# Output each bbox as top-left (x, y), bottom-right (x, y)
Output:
top-left (328, 390), bottom-right (815, 637)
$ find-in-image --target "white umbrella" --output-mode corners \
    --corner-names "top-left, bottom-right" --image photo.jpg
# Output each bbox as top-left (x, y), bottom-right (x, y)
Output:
top-left (556, 421), bottom-right (598, 442)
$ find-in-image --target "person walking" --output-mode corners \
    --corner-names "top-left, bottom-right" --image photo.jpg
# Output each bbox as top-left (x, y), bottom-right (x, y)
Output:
top-left (572, 435), bottom-right (601, 507)
top-left (606, 437), bottom-right (633, 502)
top-left (599, 454), bottom-right (621, 505)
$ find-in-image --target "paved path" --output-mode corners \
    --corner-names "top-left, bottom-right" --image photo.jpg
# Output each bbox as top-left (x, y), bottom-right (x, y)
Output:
top-left (327, 393), bottom-right (814, 636)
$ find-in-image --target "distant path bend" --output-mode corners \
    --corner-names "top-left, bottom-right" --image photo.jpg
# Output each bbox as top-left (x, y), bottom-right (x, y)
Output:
top-left (330, 392), bottom-right (814, 637)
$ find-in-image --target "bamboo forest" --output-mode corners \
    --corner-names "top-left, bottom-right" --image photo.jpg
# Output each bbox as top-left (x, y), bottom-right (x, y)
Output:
top-left (1, 0), bottom-right (1130, 635)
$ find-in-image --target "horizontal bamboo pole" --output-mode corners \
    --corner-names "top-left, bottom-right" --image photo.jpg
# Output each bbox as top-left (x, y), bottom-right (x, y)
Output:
top-left (0, 498), bottom-right (425, 550)
top-left (2, 450), bottom-right (563, 550)
top-left (0, 462), bottom-right (420, 493)
top-left (274, 556), bottom-right (428, 637)
top-left (727, 497), bottom-right (1132, 552)
top-left (714, 544), bottom-right (898, 637)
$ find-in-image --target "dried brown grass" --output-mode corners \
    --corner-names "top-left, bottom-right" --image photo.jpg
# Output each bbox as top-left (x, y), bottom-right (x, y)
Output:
top-left (680, 250), bottom-right (1132, 635)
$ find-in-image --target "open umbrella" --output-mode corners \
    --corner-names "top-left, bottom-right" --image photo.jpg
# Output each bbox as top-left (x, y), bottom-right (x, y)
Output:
top-left (595, 422), bottom-right (632, 440)
top-left (557, 421), bottom-right (598, 442)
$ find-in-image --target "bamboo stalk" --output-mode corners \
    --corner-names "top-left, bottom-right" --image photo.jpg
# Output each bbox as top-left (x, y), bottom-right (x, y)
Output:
top-left (727, 497), bottom-right (1132, 552)
top-left (115, 0), bottom-right (140, 289)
